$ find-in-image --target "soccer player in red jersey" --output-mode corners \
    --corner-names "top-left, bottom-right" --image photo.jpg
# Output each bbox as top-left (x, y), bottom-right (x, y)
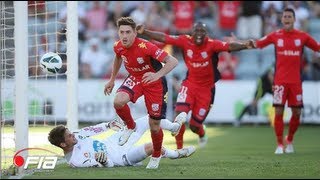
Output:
top-left (104, 17), bottom-right (178, 169)
top-left (137, 22), bottom-right (251, 149)
top-left (248, 8), bottom-right (320, 154)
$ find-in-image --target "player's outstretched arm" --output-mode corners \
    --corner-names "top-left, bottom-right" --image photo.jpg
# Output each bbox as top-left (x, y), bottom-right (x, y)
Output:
top-left (136, 24), bottom-right (166, 43)
top-left (226, 32), bottom-right (256, 51)
top-left (228, 39), bottom-right (256, 51)
top-left (75, 123), bottom-right (113, 137)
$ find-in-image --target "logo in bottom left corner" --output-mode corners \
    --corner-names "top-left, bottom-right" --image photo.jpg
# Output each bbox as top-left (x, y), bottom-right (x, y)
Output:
top-left (13, 148), bottom-right (59, 170)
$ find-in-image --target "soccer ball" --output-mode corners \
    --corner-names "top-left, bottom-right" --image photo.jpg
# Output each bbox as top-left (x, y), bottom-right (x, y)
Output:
top-left (40, 52), bottom-right (62, 74)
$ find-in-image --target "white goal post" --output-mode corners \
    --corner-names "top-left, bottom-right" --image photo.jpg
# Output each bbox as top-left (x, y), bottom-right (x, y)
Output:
top-left (14, 1), bottom-right (29, 175)
top-left (66, 1), bottom-right (79, 131)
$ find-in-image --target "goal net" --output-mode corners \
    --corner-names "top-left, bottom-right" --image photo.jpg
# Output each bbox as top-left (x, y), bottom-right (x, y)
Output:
top-left (1, 1), bottom-right (78, 177)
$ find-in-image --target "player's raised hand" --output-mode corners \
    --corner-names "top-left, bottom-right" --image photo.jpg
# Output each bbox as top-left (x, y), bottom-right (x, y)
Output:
top-left (142, 72), bottom-right (160, 84)
top-left (230, 32), bottom-right (238, 41)
top-left (223, 32), bottom-right (238, 43)
top-left (104, 81), bottom-right (114, 95)
top-left (136, 24), bottom-right (145, 34)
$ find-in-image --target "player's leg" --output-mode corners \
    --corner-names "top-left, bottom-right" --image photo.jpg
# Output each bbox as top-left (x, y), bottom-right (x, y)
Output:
top-left (118, 115), bottom-right (150, 148)
top-left (285, 84), bottom-right (303, 153)
top-left (189, 113), bottom-right (208, 149)
top-left (126, 143), bottom-right (175, 166)
top-left (274, 106), bottom-right (285, 154)
top-left (272, 84), bottom-right (288, 154)
top-left (189, 117), bottom-right (208, 148)
top-left (286, 107), bottom-right (301, 148)
top-left (235, 104), bottom-right (251, 126)
top-left (236, 87), bottom-right (260, 125)
top-left (161, 112), bottom-right (187, 135)
top-left (125, 143), bottom-right (191, 166)
top-left (121, 113), bottom-right (185, 149)
top-left (174, 83), bottom-right (194, 149)
top-left (114, 91), bottom-right (136, 146)
top-left (116, 76), bottom-right (143, 146)
top-left (133, 115), bottom-right (151, 136)
top-left (173, 111), bottom-right (187, 149)
top-left (189, 86), bottom-right (215, 148)
top-left (285, 107), bottom-right (301, 153)
top-left (126, 143), bottom-right (196, 166)
top-left (146, 117), bottom-right (163, 169)
top-left (126, 143), bottom-right (180, 165)
top-left (144, 80), bottom-right (167, 169)
top-left (124, 143), bottom-right (151, 166)
top-left (114, 91), bottom-right (135, 130)
top-left (162, 146), bottom-right (196, 159)
top-left (124, 114), bottom-right (186, 147)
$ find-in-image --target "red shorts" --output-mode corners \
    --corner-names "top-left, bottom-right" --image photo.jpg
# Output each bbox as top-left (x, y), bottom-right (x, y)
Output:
top-left (273, 83), bottom-right (303, 107)
top-left (175, 80), bottom-right (215, 126)
top-left (117, 75), bottom-right (168, 120)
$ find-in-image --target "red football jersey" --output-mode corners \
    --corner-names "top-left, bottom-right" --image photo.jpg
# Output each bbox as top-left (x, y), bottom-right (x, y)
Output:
top-left (256, 29), bottom-right (320, 84)
top-left (114, 38), bottom-right (168, 80)
top-left (165, 35), bottom-right (229, 86)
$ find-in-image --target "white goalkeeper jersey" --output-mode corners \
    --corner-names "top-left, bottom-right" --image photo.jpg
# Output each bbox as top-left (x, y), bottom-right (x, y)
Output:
top-left (65, 122), bottom-right (142, 168)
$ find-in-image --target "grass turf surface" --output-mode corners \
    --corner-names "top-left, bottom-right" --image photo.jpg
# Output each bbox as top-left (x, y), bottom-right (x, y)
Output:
top-left (2, 124), bottom-right (320, 179)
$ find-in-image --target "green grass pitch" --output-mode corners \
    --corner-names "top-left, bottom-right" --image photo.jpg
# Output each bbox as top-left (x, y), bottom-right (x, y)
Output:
top-left (3, 124), bottom-right (320, 179)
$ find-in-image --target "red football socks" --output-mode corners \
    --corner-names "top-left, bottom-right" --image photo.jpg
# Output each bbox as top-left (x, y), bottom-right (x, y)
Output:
top-left (274, 114), bottom-right (284, 145)
top-left (151, 128), bottom-right (163, 157)
top-left (287, 116), bottom-right (300, 143)
top-left (175, 124), bottom-right (186, 149)
top-left (115, 104), bottom-right (136, 129)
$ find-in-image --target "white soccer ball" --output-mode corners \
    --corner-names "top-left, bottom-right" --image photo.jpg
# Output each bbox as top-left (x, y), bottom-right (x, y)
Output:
top-left (40, 52), bottom-right (62, 74)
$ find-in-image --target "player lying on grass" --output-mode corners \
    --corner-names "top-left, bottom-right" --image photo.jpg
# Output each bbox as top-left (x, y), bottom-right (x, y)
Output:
top-left (48, 112), bottom-right (195, 168)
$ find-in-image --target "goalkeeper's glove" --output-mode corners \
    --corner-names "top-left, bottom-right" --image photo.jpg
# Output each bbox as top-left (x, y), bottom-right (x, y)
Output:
top-left (95, 151), bottom-right (114, 167)
top-left (95, 151), bottom-right (107, 164)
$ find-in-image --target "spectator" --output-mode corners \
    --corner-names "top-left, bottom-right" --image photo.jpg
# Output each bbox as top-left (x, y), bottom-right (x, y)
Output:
top-left (145, 2), bottom-right (171, 49)
top-left (108, 1), bottom-right (125, 26)
top-left (171, 1), bottom-right (196, 35)
top-left (217, 1), bottom-right (241, 38)
top-left (80, 38), bottom-right (112, 79)
top-left (28, 1), bottom-right (45, 16)
top-left (58, 2), bottom-right (87, 41)
top-left (194, 1), bottom-right (216, 37)
top-left (84, 1), bottom-right (108, 40)
top-left (262, 3), bottom-right (282, 35)
top-left (236, 1), bottom-right (263, 39)
top-left (288, 1), bottom-right (310, 32)
top-left (130, 3), bottom-right (148, 25)
top-left (218, 51), bottom-right (238, 80)
top-left (262, 1), bottom-right (283, 13)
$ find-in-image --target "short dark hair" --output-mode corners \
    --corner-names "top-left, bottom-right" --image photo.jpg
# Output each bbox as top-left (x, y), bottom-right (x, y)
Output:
top-left (283, 7), bottom-right (295, 18)
top-left (193, 22), bottom-right (206, 28)
top-left (116, 17), bottom-right (136, 30)
top-left (48, 125), bottom-right (67, 148)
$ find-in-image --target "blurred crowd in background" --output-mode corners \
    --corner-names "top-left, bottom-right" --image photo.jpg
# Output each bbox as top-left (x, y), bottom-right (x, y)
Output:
top-left (27, 1), bottom-right (320, 81)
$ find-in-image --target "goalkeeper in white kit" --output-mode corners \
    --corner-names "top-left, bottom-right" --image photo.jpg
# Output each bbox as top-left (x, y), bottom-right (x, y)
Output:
top-left (48, 112), bottom-right (195, 168)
